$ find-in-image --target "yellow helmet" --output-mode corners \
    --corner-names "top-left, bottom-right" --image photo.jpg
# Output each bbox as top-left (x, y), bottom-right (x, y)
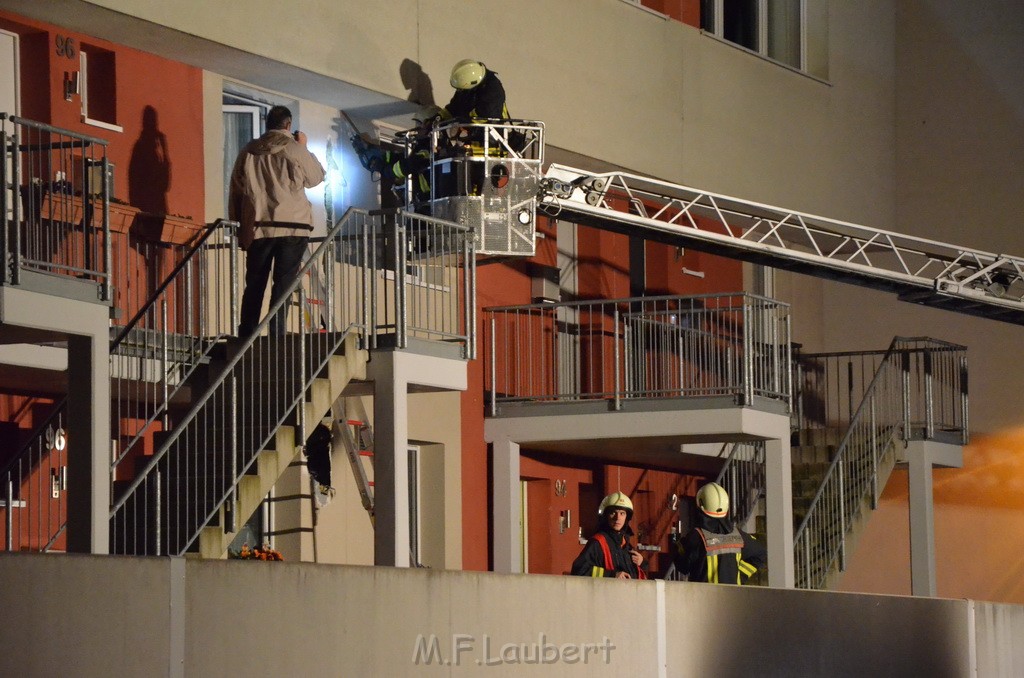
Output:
top-left (413, 104), bottom-right (443, 125)
top-left (450, 59), bottom-right (486, 90)
top-left (696, 482), bottom-right (729, 518)
top-left (598, 491), bottom-right (633, 518)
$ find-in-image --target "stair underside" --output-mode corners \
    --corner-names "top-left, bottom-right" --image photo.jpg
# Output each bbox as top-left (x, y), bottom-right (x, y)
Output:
top-left (194, 334), bottom-right (368, 558)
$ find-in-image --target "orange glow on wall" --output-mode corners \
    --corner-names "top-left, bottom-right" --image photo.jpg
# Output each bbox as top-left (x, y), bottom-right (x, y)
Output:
top-left (840, 428), bottom-right (1024, 603)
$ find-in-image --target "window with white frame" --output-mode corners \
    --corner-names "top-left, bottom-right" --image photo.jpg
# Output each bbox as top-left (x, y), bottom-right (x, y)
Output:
top-left (701, 0), bottom-right (828, 79)
top-left (79, 45), bottom-right (123, 132)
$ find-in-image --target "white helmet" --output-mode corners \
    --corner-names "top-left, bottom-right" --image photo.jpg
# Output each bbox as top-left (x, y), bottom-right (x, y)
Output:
top-left (450, 59), bottom-right (486, 90)
top-left (598, 491), bottom-right (633, 518)
top-left (696, 482), bottom-right (729, 518)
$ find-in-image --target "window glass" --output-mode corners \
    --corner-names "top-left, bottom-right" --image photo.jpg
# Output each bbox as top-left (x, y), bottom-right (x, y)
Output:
top-left (768, 0), bottom-right (803, 69)
top-left (79, 44), bottom-right (118, 128)
top-left (723, 0), bottom-right (758, 51)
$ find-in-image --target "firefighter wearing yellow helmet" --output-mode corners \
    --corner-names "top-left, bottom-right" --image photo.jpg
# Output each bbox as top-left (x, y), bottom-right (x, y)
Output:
top-left (570, 491), bottom-right (647, 580)
top-left (673, 482), bottom-right (766, 585)
top-left (442, 59), bottom-right (510, 122)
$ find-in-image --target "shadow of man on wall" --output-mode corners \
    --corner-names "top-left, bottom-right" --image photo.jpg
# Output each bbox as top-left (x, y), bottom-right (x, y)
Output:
top-left (128, 105), bottom-right (171, 214)
top-left (126, 105), bottom-right (174, 320)
top-left (400, 58), bottom-right (435, 106)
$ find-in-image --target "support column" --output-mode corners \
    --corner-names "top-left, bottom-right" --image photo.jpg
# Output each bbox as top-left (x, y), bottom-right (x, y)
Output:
top-left (66, 333), bottom-right (110, 554)
top-left (764, 436), bottom-right (794, 588)
top-left (491, 436), bottom-right (521, 574)
top-left (908, 450), bottom-right (936, 597)
top-left (371, 354), bottom-right (410, 568)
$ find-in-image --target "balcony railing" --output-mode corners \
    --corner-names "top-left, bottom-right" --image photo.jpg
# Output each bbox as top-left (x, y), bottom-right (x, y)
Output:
top-left (486, 292), bottom-right (790, 414)
top-left (1, 114), bottom-right (112, 301)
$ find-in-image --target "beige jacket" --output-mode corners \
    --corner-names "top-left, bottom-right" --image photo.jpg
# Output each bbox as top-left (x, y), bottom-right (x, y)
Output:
top-left (228, 129), bottom-right (326, 249)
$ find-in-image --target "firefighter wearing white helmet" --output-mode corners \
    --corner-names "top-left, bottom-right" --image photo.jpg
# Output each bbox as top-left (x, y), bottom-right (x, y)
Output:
top-left (442, 59), bottom-right (510, 122)
top-left (673, 482), bottom-right (766, 585)
top-left (570, 491), bottom-right (647, 580)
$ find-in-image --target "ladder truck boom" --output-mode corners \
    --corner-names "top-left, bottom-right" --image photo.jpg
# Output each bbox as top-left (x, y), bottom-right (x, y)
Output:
top-left (539, 163), bottom-right (1024, 325)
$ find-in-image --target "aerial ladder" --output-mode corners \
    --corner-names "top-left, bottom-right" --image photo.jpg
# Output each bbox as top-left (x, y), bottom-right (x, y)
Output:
top-left (353, 115), bottom-right (1024, 325)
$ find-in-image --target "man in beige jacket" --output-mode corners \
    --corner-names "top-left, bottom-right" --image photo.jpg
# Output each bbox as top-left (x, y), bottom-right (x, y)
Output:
top-left (229, 105), bottom-right (326, 336)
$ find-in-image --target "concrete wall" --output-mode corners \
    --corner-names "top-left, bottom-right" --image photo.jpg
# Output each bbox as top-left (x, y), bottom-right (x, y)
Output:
top-left (807, 0), bottom-right (1024, 434)
top-left (0, 554), bottom-right (175, 677)
top-left (2, 553), bottom-right (1020, 677)
top-left (63, 0), bottom-right (896, 223)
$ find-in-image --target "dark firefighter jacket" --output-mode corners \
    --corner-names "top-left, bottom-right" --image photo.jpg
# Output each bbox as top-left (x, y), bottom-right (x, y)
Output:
top-left (673, 513), bottom-right (766, 584)
top-left (571, 528), bottom-right (648, 579)
top-left (444, 69), bottom-right (509, 121)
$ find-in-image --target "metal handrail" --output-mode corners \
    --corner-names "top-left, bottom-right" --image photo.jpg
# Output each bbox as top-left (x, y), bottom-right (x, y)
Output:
top-left (713, 441), bottom-right (766, 529)
top-left (793, 337), bottom-right (968, 589)
top-left (1, 113), bottom-right (112, 298)
top-left (109, 207), bottom-right (475, 555)
top-left (109, 210), bottom-right (369, 554)
top-left (1, 219), bottom-right (238, 552)
top-left (486, 292), bottom-right (790, 411)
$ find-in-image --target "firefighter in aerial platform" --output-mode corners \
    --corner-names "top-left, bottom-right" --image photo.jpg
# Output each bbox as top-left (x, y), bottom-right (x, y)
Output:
top-left (350, 105), bottom-right (443, 209)
top-left (673, 482), bottom-right (766, 584)
top-left (443, 59), bottom-right (509, 122)
top-left (571, 491), bottom-right (648, 579)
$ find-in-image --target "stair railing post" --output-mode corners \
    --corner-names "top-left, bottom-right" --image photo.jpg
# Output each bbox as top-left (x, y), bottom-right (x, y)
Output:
top-left (870, 394), bottom-right (878, 508)
top-left (743, 298), bottom-right (753, 406)
top-left (185, 255), bottom-right (194, 340)
top-left (0, 125), bottom-right (8, 286)
top-left (5, 475), bottom-right (12, 551)
top-left (924, 346), bottom-right (935, 440)
top-left (785, 312), bottom-right (793, 412)
top-left (227, 368), bottom-right (237, 536)
top-left (395, 215), bottom-right (407, 349)
top-left (613, 305), bottom-right (621, 410)
top-left (490, 315), bottom-right (497, 417)
top-left (153, 468), bottom-right (161, 556)
top-left (100, 155), bottom-right (112, 302)
top-left (161, 300), bottom-right (169, 429)
top-left (901, 348), bottom-right (911, 440)
top-left (366, 214), bottom-right (375, 349)
top-left (10, 124), bottom-right (20, 285)
top-left (959, 354), bottom-right (969, 445)
top-left (838, 461), bottom-right (846, 575)
top-left (299, 285), bottom-right (307, 446)
top-left (229, 221), bottom-right (239, 334)
top-left (326, 236), bottom-right (336, 334)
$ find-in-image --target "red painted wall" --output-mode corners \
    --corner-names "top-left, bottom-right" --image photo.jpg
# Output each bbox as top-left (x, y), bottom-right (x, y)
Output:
top-left (0, 11), bottom-right (205, 222)
top-left (521, 456), bottom-right (594, 575)
top-left (641, 0), bottom-right (701, 27)
top-left (0, 12), bottom-right (206, 552)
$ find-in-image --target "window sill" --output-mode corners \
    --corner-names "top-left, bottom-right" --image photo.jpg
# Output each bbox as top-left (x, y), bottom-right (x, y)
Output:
top-left (81, 116), bottom-right (124, 133)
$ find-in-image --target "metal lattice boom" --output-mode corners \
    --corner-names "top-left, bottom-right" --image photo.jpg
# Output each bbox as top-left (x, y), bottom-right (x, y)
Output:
top-left (540, 164), bottom-right (1024, 324)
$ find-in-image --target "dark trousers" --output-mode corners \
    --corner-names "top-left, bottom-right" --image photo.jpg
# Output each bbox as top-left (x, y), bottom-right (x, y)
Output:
top-left (238, 236), bottom-right (307, 336)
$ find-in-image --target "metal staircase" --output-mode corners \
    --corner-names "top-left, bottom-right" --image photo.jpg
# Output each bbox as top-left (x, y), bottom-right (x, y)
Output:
top-left (791, 337), bottom-right (967, 589)
top-left (2, 218), bottom-right (241, 552)
top-left (108, 208), bottom-right (475, 557)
